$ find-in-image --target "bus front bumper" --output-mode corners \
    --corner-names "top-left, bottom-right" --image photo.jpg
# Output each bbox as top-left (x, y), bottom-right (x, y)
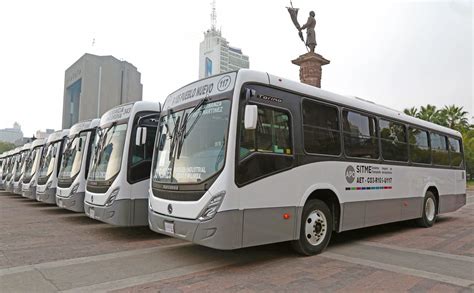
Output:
top-left (56, 192), bottom-right (85, 212)
top-left (5, 182), bottom-right (13, 193)
top-left (37, 188), bottom-right (57, 204)
top-left (22, 186), bottom-right (36, 200)
top-left (13, 183), bottom-right (22, 195)
top-left (148, 209), bottom-right (242, 250)
top-left (84, 199), bottom-right (148, 226)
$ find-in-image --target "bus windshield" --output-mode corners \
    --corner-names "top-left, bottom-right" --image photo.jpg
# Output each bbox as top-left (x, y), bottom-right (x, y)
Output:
top-left (24, 146), bottom-right (42, 180)
top-left (152, 100), bottom-right (230, 184)
top-left (39, 141), bottom-right (59, 179)
top-left (88, 123), bottom-right (128, 182)
top-left (59, 133), bottom-right (87, 180)
top-left (14, 151), bottom-right (28, 181)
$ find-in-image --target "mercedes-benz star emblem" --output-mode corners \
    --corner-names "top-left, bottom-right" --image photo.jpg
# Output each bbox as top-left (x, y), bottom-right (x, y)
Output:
top-left (167, 204), bottom-right (173, 214)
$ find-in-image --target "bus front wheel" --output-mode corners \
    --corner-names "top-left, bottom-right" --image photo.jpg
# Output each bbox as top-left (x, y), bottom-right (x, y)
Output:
top-left (416, 191), bottom-right (437, 228)
top-left (292, 199), bottom-right (333, 256)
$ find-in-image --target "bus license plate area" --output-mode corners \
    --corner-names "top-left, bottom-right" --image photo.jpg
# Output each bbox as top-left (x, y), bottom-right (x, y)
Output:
top-left (89, 208), bottom-right (95, 219)
top-left (164, 221), bottom-right (175, 234)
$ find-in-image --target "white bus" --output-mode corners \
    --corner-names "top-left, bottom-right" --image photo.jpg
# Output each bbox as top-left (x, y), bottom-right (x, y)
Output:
top-left (12, 143), bottom-right (32, 195)
top-left (148, 70), bottom-right (466, 255)
top-left (36, 130), bottom-right (69, 203)
top-left (0, 152), bottom-right (5, 190)
top-left (4, 148), bottom-right (20, 193)
top-left (84, 102), bottom-right (160, 226)
top-left (56, 119), bottom-right (100, 212)
top-left (22, 138), bottom-right (47, 199)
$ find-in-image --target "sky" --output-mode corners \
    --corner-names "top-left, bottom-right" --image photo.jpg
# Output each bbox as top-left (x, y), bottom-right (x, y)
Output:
top-left (0, 0), bottom-right (472, 136)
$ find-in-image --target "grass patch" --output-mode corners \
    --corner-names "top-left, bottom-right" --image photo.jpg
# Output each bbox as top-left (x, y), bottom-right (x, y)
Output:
top-left (467, 180), bottom-right (474, 188)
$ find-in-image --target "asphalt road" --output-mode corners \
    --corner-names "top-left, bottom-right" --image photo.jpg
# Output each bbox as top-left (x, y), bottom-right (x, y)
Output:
top-left (0, 190), bottom-right (473, 292)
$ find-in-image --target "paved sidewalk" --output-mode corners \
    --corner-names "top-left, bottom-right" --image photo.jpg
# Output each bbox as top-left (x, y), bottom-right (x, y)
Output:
top-left (0, 190), bottom-right (473, 292)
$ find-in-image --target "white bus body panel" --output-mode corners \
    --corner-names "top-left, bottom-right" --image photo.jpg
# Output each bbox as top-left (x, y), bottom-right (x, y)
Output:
top-left (14, 144), bottom-right (32, 195)
top-left (84, 101), bottom-right (160, 226)
top-left (148, 70), bottom-right (466, 250)
top-left (22, 138), bottom-right (47, 200)
top-left (37, 130), bottom-right (69, 204)
top-left (56, 120), bottom-right (99, 212)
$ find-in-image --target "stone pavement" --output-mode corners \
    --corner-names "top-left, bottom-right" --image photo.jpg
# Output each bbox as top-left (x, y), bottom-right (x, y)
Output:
top-left (0, 190), bottom-right (473, 292)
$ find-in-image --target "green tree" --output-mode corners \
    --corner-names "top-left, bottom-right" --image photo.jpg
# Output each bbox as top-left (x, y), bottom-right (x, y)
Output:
top-left (403, 107), bottom-right (418, 117)
top-left (462, 128), bottom-right (474, 180)
top-left (416, 104), bottom-right (446, 125)
top-left (0, 141), bottom-right (16, 154)
top-left (439, 105), bottom-right (470, 132)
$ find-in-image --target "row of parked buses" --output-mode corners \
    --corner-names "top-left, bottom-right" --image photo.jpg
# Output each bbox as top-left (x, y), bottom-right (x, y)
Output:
top-left (0, 70), bottom-right (467, 255)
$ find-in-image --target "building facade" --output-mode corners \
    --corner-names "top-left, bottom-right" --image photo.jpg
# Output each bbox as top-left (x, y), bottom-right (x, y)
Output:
top-left (62, 53), bottom-right (143, 128)
top-left (199, 29), bottom-right (249, 79)
top-left (0, 122), bottom-right (24, 144)
top-left (35, 129), bottom-right (55, 139)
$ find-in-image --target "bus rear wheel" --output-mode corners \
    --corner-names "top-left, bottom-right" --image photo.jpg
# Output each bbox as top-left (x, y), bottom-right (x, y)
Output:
top-left (416, 191), bottom-right (437, 228)
top-left (292, 199), bottom-right (333, 256)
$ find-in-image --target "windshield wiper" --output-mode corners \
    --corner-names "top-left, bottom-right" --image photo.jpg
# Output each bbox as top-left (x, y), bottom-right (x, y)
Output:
top-left (176, 98), bottom-right (208, 159)
top-left (168, 116), bottom-right (181, 161)
top-left (95, 122), bottom-right (117, 167)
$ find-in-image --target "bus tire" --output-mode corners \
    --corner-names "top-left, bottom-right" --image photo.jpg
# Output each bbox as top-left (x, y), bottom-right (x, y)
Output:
top-left (292, 199), bottom-right (333, 256)
top-left (416, 191), bottom-right (437, 228)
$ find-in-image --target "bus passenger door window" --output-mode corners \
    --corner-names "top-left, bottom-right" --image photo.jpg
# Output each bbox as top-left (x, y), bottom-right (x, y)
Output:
top-left (237, 105), bottom-right (293, 186)
top-left (129, 126), bottom-right (157, 183)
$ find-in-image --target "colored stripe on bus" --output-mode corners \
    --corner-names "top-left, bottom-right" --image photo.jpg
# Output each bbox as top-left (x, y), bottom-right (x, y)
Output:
top-left (345, 186), bottom-right (392, 191)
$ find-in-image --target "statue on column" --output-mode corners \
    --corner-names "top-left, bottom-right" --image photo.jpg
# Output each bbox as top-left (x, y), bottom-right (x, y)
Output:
top-left (287, 1), bottom-right (329, 88)
top-left (287, 2), bottom-right (317, 53)
top-left (300, 11), bottom-right (316, 53)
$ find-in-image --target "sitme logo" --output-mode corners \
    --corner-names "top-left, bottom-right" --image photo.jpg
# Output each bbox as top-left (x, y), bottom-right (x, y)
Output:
top-left (345, 165), bottom-right (355, 184)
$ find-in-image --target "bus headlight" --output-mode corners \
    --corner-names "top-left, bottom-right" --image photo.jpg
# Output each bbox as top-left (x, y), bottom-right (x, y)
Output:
top-left (105, 188), bottom-right (120, 207)
top-left (30, 180), bottom-right (36, 187)
top-left (46, 181), bottom-right (52, 190)
top-left (198, 191), bottom-right (226, 222)
top-left (70, 184), bottom-right (79, 197)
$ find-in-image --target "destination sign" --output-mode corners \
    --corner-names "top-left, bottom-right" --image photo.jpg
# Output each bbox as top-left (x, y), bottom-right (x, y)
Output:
top-left (100, 103), bottom-right (133, 126)
top-left (163, 72), bottom-right (236, 111)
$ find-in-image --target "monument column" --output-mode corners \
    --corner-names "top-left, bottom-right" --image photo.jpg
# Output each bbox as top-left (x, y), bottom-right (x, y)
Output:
top-left (292, 53), bottom-right (330, 88)
top-left (287, 6), bottom-right (330, 88)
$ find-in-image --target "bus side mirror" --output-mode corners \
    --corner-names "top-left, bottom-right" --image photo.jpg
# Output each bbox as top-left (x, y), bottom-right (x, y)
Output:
top-left (136, 127), bottom-right (147, 146)
top-left (244, 105), bottom-right (258, 130)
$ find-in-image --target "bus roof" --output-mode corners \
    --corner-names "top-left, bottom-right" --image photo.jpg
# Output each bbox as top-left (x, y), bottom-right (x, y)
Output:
top-left (238, 69), bottom-right (461, 138)
top-left (31, 138), bottom-right (47, 148)
top-left (69, 119), bottom-right (100, 137)
top-left (99, 101), bottom-right (160, 127)
top-left (47, 129), bottom-right (69, 144)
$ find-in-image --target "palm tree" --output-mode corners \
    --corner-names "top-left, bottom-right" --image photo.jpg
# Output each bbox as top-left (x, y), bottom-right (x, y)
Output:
top-left (416, 104), bottom-right (446, 125)
top-left (439, 105), bottom-right (470, 131)
top-left (403, 107), bottom-right (418, 117)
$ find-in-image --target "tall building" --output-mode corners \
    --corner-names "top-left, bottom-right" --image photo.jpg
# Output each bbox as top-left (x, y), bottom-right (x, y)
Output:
top-left (198, 1), bottom-right (249, 78)
top-left (0, 122), bottom-right (24, 145)
top-left (62, 53), bottom-right (143, 128)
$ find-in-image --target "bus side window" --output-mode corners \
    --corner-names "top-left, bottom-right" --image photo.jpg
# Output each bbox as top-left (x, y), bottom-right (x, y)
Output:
top-left (240, 106), bottom-right (292, 159)
top-left (302, 99), bottom-right (341, 155)
top-left (448, 137), bottom-right (463, 168)
top-left (431, 133), bottom-right (449, 166)
top-left (342, 110), bottom-right (379, 159)
top-left (408, 127), bottom-right (430, 164)
top-left (379, 119), bottom-right (408, 162)
top-left (237, 104), bottom-right (293, 186)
